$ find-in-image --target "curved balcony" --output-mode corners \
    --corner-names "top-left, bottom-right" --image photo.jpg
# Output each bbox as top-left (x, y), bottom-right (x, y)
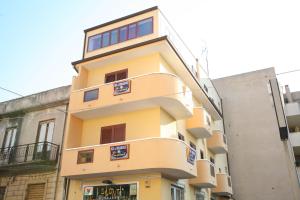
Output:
top-left (61, 138), bottom-right (196, 179)
top-left (212, 173), bottom-right (233, 196)
top-left (189, 159), bottom-right (216, 188)
top-left (186, 107), bottom-right (212, 138)
top-left (207, 131), bottom-right (228, 154)
top-left (69, 73), bottom-right (193, 120)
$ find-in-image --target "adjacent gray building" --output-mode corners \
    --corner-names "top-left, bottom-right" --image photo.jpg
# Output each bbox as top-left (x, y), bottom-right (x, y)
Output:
top-left (284, 85), bottom-right (300, 184)
top-left (213, 68), bottom-right (300, 200)
top-left (0, 86), bottom-right (70, 200)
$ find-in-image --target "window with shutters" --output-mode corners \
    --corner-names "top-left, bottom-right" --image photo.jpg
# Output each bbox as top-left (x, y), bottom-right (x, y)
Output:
top-left (26, 183), bottom-right (45, 200)
top-left (2, 127), bottom-right (17, 149)
top-left (105, 69), bottom-right (128, 83)
top-left (34, 120), bottom-right (55, 160)
top-left (100, 124), bottom-right (126, 144)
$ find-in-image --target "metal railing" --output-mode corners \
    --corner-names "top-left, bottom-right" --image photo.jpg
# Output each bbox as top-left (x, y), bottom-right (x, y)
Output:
top-left (0, 142), bottom-right (59, 166)
top-left (158, 10), bottom-right (222, 115)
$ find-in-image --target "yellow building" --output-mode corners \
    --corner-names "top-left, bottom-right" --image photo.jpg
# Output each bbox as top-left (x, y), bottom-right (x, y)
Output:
top-left (61, 6), bottom-right (233, 200)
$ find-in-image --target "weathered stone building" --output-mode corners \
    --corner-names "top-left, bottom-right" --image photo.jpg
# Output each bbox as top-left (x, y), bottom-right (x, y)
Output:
top-left (0, 86), bottom-right (70, 200)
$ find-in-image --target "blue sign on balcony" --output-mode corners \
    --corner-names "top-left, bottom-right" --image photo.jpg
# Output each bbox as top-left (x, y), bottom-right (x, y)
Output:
top-left (110, 144), bottom-right (129, 160)
top-left (113, 80), bottom-right (131, 96)
top-left (186, 147), bottom-right (196, 165)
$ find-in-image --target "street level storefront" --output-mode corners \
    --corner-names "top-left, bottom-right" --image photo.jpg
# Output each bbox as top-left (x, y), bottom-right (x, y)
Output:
top-left (83, 183), bottom-right (137, 200)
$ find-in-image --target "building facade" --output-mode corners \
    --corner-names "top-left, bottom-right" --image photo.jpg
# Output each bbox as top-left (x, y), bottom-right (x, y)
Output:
top-left (61, 7), bottom-right (232, 200)
top-left (0, 86), bottom-right (70, 200)
top-left (213, 68), bottom-right (300, 200)
top-left (284, 85), bottom-right (300, 183)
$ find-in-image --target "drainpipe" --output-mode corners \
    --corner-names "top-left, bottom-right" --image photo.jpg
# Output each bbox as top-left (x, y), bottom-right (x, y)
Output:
top-left (54, 103), bottom-right (69, 200)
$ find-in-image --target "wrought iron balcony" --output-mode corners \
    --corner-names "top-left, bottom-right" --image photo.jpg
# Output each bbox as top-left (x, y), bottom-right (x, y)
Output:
top-left (0, 142), bottom-right (60, 175)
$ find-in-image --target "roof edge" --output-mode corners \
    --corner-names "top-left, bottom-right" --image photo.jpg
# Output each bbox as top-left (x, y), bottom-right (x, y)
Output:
top-left (84, 6), bottom-right (158, 33)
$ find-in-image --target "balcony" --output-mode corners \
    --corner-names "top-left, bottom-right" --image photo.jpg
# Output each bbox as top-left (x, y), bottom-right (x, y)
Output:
top-left (73, 8), bottom-right (222, 120)
top-left (207, 131), bottom-right (228, 154)
top-left (189, 159), bottom-right (216, 188)
top-left (0, 142), bottom-right (59, 175)
top-left (285, 102), bottom-right (300, 129)
top-left (290, 132), bottom-right (300, 148)
top-left (212, 173), bottom-right (233, 196)
top-left (186, 107), bottom-right (212, 138)
top-left (61, 138), bottom-right (197, 179)
top-left (69, 73), bottom-right (193, 120)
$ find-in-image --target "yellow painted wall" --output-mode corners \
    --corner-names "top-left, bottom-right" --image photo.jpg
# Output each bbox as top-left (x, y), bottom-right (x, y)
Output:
top-left (81, 107), bottom-right (160, 146)
top-left (68, 173), bottom-right (162, 200)
top-left (86, 53), bottom-right (161, 88)
top-left (160, 109), bottom-right (176, 138)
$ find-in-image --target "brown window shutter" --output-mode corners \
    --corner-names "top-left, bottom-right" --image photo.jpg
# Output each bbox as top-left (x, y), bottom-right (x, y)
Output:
top-left (101, 127), bottom-right (113, 144)
top-left (26, 183), bottom-right (45, 200)
top-left (105, 74), bottom-right (116, 83)
top-left (113, 124), bottom-right (126, 142)
top-left (117, 70), bottom-right (127, 81)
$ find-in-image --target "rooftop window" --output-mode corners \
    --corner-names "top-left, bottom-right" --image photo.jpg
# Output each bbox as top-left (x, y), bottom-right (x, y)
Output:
top-left (87, 17), bottom-right (153, 52)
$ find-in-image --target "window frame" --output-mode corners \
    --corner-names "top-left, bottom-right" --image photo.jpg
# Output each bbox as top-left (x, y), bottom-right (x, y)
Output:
top-left (83, 88), bottom-right (99, 102)
top-left (77, 149), bottom-right (94, 164)
top-left (36, 119), bottom-right (55, 143)
top-left (178, 133), bottom-right (185, 141)
top-left (86, 17), bottom-right (153, 52)
top-left (100, 123), bottom-right (126, 144)
top-left (2, 127), bottom-right (17, 149)
top-left (190, 142), bottom-right (196, 150)
top-left (200, 149), bottom-right (204, 159)
top-left (104, 69), bottom-right (128, 83)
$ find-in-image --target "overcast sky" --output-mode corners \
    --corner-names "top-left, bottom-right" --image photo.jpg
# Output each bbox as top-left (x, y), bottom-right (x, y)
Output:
top-left (1, 0), bottom-right (300, 102)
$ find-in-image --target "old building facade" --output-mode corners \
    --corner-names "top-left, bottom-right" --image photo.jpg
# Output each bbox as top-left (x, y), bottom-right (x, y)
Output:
top-left (0, 86), bottom-right (70, 200)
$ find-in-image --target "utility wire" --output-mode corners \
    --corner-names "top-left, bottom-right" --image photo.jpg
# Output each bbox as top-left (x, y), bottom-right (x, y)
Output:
top-left (0, 86), bottom-right (23, 97)
top-left (276, 69), bottom-right (300, 75)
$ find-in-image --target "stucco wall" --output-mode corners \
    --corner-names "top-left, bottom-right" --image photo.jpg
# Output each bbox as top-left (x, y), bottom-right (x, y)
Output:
top-left (213, 68), bottom-right (300, 200)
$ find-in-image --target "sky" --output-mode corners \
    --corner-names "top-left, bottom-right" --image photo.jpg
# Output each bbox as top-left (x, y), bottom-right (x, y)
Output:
top-left (1, 0), bottom-right (300, 102)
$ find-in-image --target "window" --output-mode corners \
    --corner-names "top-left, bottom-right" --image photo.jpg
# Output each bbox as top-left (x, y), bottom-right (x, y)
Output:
top-left (137, 18), bottom-right (153, 37)
top-left (100, 124), bottom-right (126, 144)
top-left (2, 127), bottom-right (17, 149)
top-left (223, 134), bottom-right (227, 144)
top-left (178, 133), bottom-right (185, 141)
top-left (110, 29), bottom-right (118, 45)
top-left (105, 69), bottom-right (128, 83)
top-left (87, 34), bottom-right (102, 51)
top-left (102, 32), bottom-right (110, 47)
top-left (119, 26), bottom-right (128, 42)
top-left (200, 149), bottom-right (204, 159)
top-left (77, 150), bottom-right (94, 164)
top-left (128, 23), bottom-right (137, 39)
top-left (210, 164), bottom-right (215, 177)
top-left (171, 185), bottom-right (184, 200)
top-left (26, 183), bottom-right (45, 200)
top-left (206, 115), bottom-right (211, 126)
top-left (0, 187), bottom-right (5, 200)
top-left (36, 120), bottom-right (55, 156)
top-left (228, 177), bottom-right (232, 187)
top-left (86, 18), bottom-right (153, 51)
top-left (210, 157), bottom-right (215, 164)
top-left (84, 89), bottom-right (99, 102)
top-left (190, 142), bottom-right (196, 150)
